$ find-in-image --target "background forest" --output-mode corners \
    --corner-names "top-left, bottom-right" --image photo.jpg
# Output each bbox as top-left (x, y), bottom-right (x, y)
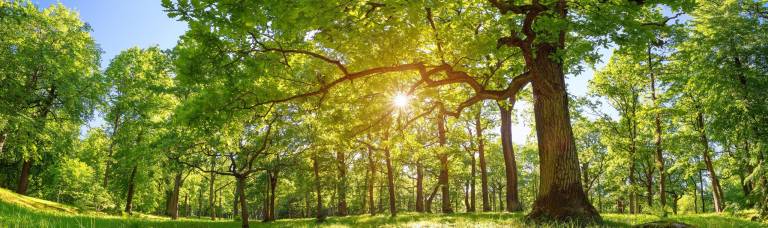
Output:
top-left (1, 0), bottom-right (767, 227)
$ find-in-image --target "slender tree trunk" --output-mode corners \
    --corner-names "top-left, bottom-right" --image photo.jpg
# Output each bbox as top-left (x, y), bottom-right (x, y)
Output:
top-left (167, 171), bottom-right (183, 219)
top-left (16, 160), bottom-right (32, 195)
top-left (336, 150), bottom-right (348, 216)
top-left (384, 148), bottom-right (397, 216)
top-left (218, 190), bottom-right (223, 219)
top-left (697, 112), bottom-right (724, 212)
top-left (648, 44), bottom-right (666, 211)
top-left (125, 165), bottom-right (138, 214)
top-left (415, 160), bottom-right (425, 212)
top-left (197, 184), bottom-right (203, 216)
top-left (209, 158), bottom-right (217, 220)
top-left (617, 198), bottom-right (624, 213)
top-left (425, 183), bottom-right (440, 213)
top-left (304, 190), bottom-right (310, 217)
top-left (103, 112), bottom-right (121, 187)
top-left (693, 179), bottom-right (698, 213)
top-left (525, 40), bottom-right (599, 222)
top-left (475, 111), bottom-right (490, 212)
top-left (488, 186), bottom-right (496, 211)
top-left (270, 172), bottom-right (277, 220)
top-left (185, 193), bottom-right (189, 217)
top-left (497, 183), bottom-right (504, 211)
top-left (234, 182), bottom-right (240, 218)
top-left (436, 111), bottom-right (453, 213)
top-left (236, 175), bottom-right (250, 228)
top-left (366, 145), bottom-right (377, 215)
top-left (313, 154), bottom-right (325, 221)
top-left (17, 86), bottom-right (56, 196)
top-left (597, 177), bottom-right (602, 212)
top-left (0, 132), bottom-right (7, 155)
top-left (469, 150), bottom-right (476, 212)
top-left (699, 169), bottom-right (706, 213)
top-left (463, 181), bottom-right (470, 211)
top-left (263, 172), bottom-right (271, 221)
top-left (628, 100), bottom-right (638, 214)
top-left (264, 170), bottom-right (278, 221)
top-left (645, 163), bottom-right (653, 207)
top-left (378, 184), bottom-right (384, 214)
top-left (498, 101), bottom-right (522, 212)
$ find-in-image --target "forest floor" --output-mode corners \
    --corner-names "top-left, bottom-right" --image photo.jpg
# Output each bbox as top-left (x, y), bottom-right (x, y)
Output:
top-left (1, 188), bottom-right (766, 228)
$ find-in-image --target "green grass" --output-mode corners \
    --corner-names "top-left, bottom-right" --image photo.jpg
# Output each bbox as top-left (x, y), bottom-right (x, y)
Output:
top-left (1, 188), bottom-right (765, 227)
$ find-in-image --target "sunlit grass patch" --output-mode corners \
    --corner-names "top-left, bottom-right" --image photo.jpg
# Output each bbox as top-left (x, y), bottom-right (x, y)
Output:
top-left (1, 194), bottom-right (766, 228)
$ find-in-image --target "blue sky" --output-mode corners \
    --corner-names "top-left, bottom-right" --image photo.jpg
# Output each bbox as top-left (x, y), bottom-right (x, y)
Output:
top-left (33, 0), bottom-right (187, 68)
top-left (33, 0), bottom-right (187, 135)
top-left (32, 1), bottom-right (611, 145)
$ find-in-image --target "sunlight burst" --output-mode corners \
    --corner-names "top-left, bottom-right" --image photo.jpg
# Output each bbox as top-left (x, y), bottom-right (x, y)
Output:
top-left (392, 93), bottom-right (411, 108)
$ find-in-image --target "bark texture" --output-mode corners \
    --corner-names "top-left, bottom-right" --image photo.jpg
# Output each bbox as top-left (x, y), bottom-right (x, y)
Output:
top-left (697, 112), bottom-right (724, 212)
top-left (475, 111), bottom-right (491, 212)
top-left (415, 160), bottom-right (425, 212)
top-left (436, 112), bottom-right (453, 213)
top-left (236, 176), bottom-right (250, 228)
top-left (16, 160), bottom-right (32, 195)
top-left (525, 42), bottom-right (600, 223)
top-left (384, 148), bottom-right (397, 216)
top-left (336, 150), bottom-right (348, 216)
top-left (125, 165), bottom-right (138, 214)
top-left (167, 171), bottom-right (183, 219)
top-left (499, 101), bottom-right (522, 212)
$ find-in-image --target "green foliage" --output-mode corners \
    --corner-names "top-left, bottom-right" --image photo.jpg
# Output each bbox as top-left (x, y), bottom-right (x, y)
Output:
top-left (2, 0), bottom-right (768, 226)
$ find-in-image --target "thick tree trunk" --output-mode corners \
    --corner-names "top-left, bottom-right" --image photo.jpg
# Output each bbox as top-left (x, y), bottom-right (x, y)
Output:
top-left (384, 148), bottom-right (397, 216)
top-left (475, 111), bottom-right (491, 212)
top-left (236, 176), bottom-right (250, 228)
top-left (336, 150), bottom-right (348, 216)
top-left (525, 42), bottom-right (599, 223)
top-left (499, 101), bottom-right (522, 212)
top-left (436, 112), bottom-right (453, 213)
top-left (167, 171), bottom-right (183, 219)
top-left (366, 145), bottom-right (377, 215)
top-left (16, 160), bottom-right (32, 195)
top-left (648, 45), bottom-right (666, 211)
top-left (125, 165), bottom-right (138, 214)
top-left (697, 112), bottom-right (724, 212)
top-left (415, 160), bottom-right (425, 212)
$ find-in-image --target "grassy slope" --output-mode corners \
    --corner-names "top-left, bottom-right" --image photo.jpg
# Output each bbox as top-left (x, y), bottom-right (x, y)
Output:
top-left (1, 188), bottom-right (765, 227)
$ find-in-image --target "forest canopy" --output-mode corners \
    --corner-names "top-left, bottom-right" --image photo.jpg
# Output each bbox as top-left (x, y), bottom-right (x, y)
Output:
top-left (1, 0), bottom-right (767, 227)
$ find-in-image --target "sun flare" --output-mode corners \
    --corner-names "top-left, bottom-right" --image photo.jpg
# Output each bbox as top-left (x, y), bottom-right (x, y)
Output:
top-left (392, 93), bottom-right (411, 108)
